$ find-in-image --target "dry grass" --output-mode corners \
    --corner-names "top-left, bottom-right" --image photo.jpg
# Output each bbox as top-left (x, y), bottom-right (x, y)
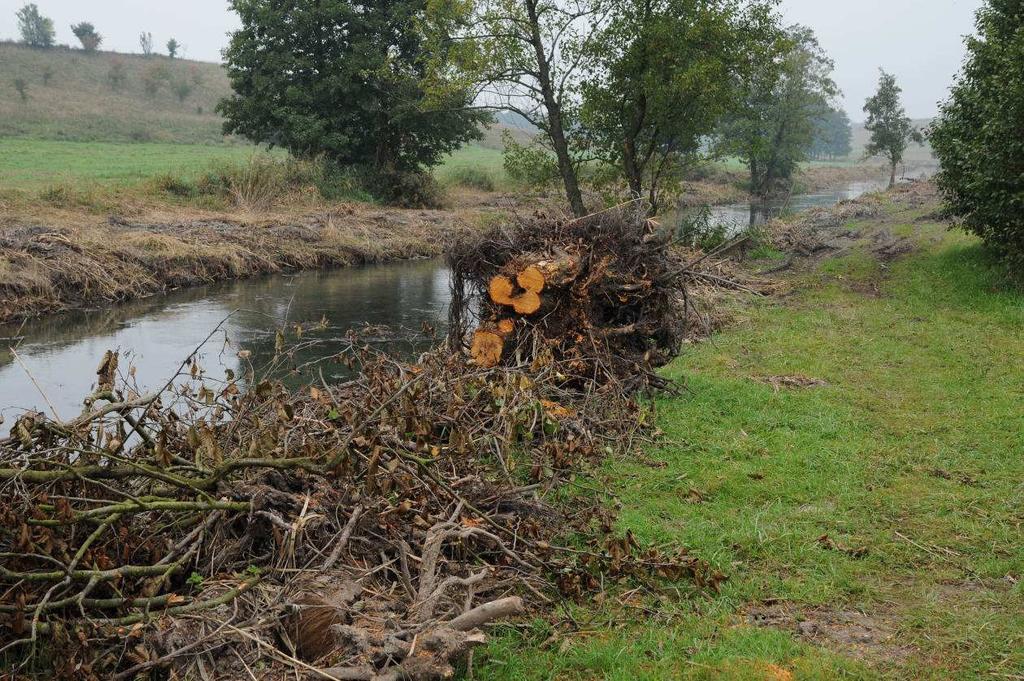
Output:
top-left (0, 203), bottom-right (468, 322)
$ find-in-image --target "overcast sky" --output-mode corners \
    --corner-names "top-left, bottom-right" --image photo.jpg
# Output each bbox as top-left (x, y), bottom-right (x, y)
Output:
top-left (0, 0), bottom-right (983, 119)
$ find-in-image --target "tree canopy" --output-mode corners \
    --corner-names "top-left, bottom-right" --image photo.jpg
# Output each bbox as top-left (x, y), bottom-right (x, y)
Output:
top-left (71, 22), bottom-right (103, 52)
top-left (219, 0), bottom-right (488, 199)
top-left (930, 0), bottom-right (1024, 269)
top-left (16, 3), bottom-right (55, 48)
top-left (863, 70), bottom-right (920, 187)
top-left (809, 108), bottom-right (852, 161)
top-left (580, 0), bottom-right (780, 212)
top-left (716, 25), bottom-right (836, 197)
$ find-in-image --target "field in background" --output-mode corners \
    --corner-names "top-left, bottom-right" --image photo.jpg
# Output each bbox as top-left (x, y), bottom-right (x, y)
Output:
top-left (0, 42), bottom-right (232, 145)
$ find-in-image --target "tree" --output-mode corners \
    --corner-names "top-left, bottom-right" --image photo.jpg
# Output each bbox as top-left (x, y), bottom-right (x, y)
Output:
top-left (167, 38), bottom-right (180, 59)
top-left (930, 0), bottom-right (1024, 269)
top-left (71, 22), bottom-right (103, 52)
top-left (16, 4), bottom-right (55, 48)
top-left (13, 78), bottom-right (28, 102)
top-left (580, 0), bottom-right (780, 213)
top-left (717, 25), bottom-right (837, 197)
top-left (863, 70), bottom-right (921, 188)
top-left (433, 0), bottom-right (607, 216)
top-left (219, 0), bottom-right (487, 202)
top-left (809, 108), bottom-right (852, 160)
top-left (139, 31), bottom-right (154, 56)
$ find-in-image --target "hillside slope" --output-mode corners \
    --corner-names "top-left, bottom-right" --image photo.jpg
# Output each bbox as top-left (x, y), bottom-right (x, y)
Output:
top-left (0, 42), bottom-right (234, 144)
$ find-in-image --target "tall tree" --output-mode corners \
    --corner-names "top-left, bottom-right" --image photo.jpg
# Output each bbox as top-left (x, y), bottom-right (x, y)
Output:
top-left (432, 0), bottom-right (607, 216)
top-left (16, 4), bottom-right (55, 48)
top-left (809, 108), bottom-right (852, 160)
top-left (579, 0), bottom-right (780, 213)
top-left (930, 0), bottom-right (1024, 270)
top-left (71, 22), bottom-right (103, 52)
top-left (717, 25), bottom-right (836, 197)
top-left (139, 31), bottom-right (154, 56)
top-left (863, 70), bottom-right (920, 188)
top-left (219, 0), bottom-right (487, 195)
top-left (166, 38), bottom-right (180, 59)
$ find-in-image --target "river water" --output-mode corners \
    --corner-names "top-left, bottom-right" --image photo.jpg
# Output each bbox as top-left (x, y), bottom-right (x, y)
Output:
top-left (0, 179), bottom-right (884, 418)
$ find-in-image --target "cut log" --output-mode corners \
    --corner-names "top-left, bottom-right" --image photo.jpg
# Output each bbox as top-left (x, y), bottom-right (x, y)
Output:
top-left (511, 290), bottom-right (541, 315)
top-left (516, 266), bottom-right (545, 294)
top-left (471, 330), bottom-right (504, 368)
top-left (488, 276), bottom-right (516, 307)
top-left (488, 273), bottom-right (543, 316)
top-left (497, 319), bottom-right (514, 335)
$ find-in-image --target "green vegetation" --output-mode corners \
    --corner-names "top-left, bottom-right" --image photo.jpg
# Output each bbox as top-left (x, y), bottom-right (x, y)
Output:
top-left (863, 70), bottom-right (923, 188)
top-left (477, 196), bottom-right (1024, 679)
top-left (0, 43), bottom-right (232, 144)
top-left (0, 138), bottom-right (265, 188)
top-left (220, 0), bottom-right (487, 206)
top-left (809, 108), bottom-right (853, 161)
top-left (931, 0), bottom-right (1024, 271)
top-left (15, 3), bottom-right (54, 48)
top-left (579, 0), bottom-right (777, 212)
top-left (70, 21), bottom-right (102, 52)
top-left (719, 25), bottom-right (838, 197)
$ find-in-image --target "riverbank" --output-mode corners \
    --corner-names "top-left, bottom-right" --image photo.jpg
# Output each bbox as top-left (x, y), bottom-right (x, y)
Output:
top-left (0, 201), bottom-right (467, 323)
top-left (0, 160), bottom-right (898, 323)
top-left (476, 182), bottom-right (1024, 679)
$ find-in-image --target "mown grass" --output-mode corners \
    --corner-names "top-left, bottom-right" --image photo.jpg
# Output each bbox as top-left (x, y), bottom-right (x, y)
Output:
top-left (0, 137), bottom-right (510, 194)
top-left (0, 138), bottom-right (267, 188)
top-left (475, 198), bottom-right (1023, 679)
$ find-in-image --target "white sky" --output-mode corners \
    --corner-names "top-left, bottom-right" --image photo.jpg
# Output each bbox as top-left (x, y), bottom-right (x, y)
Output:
top-left (0, 0), bottom-right (984, 118)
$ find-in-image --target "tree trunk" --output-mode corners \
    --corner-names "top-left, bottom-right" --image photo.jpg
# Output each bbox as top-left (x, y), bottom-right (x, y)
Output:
top-left (889, 160), bottom-right (897, 189)
top-left (525, 0), bottom-right (586, 217)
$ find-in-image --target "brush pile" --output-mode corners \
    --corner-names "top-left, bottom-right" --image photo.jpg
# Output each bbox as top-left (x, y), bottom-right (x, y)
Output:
top-left (0, 209), bottom-right (723, 680)
top-left (448, 205), bottom-right (687, 391)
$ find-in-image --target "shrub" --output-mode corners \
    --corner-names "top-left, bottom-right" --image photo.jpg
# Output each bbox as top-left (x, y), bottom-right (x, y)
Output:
top-left (675, 206), bottom-right (730, 251)
top-left (153, 173), bottom-right (199, 198)
top-left (364, 168), bottom-right (443, 208)
top-left (70, 22), bottom-right (102, 52)
top-left (445, 166), bottom-right (496, 192)
top-left (13, 78), bottom-right (28, 102)
top-left (930, 0), bottom-right (1024, 271)
top-left (142, 64), bottom-right (170, 98)
top-left (107, 59), bottom-right (127, 91)
top-left (502, 132), bottom-right (559, 188)
top-left (172, 80), bottom-right (193, 103)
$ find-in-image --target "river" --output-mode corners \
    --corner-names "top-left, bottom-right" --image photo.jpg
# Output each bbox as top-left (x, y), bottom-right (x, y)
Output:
top-left (0, 179), bottom-right (884, 418)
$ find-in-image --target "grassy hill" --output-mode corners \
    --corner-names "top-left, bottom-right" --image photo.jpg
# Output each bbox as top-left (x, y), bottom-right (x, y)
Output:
top-left (0, 42), bottom-right (235, 145)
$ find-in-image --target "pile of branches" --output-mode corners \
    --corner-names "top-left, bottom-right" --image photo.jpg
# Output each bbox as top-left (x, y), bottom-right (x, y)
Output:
top-left (0, 207), bottom-right (725, 681)
top-left (448, 205), bottom-right (688, 392)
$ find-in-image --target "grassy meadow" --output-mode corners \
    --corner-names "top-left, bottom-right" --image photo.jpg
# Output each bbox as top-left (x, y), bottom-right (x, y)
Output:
top-left (475, 192), bottom-right (1024, 680)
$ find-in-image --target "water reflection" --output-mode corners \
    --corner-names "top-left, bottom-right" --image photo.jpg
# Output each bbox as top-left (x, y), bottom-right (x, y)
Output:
top-left (678, 180), bottom-right (886, 236)
top-left (0, 260), bottom-right (451, 419)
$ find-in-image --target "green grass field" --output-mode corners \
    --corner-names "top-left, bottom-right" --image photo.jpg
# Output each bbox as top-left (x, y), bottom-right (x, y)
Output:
top-left (475, 196), bottom-right (1023, 679)
top-left (0, 138), bottom-right (266, 188)
top-left (0, 137), bottom-right (508, 193)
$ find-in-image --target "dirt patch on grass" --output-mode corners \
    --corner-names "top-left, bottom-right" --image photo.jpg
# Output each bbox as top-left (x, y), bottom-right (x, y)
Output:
top-left (745, 603), bottom-right (915, 665)
top-left (0, 203), bottom-right (468, 322)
